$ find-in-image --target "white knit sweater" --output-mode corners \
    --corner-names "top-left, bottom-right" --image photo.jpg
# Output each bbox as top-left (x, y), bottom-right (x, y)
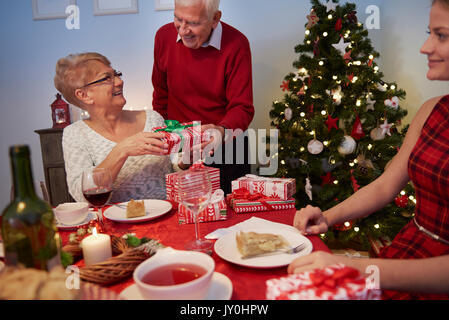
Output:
top-left (62, 110), bottom-right (173, 203)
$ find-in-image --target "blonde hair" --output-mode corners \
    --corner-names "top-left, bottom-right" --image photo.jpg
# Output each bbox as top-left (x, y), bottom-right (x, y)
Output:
top-left (54, 52), bottom-right (111, 107)
top-left (175, 0), bottom-right (220, 20)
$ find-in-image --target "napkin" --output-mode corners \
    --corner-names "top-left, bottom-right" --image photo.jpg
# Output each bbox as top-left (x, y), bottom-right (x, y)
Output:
top-left (205, 217), bottom-right (300, 239)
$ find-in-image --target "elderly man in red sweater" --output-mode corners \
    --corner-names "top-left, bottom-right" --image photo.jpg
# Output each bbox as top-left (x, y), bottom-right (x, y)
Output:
top-left (152, 0), bottom-right (255, 193)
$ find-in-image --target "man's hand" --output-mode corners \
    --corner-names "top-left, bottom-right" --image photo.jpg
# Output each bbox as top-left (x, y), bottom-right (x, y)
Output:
top-left (201, 124), bottom-right (225, 157)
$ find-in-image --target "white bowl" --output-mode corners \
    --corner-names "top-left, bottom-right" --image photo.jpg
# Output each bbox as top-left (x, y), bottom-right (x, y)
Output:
top-left (133, 247), bottom-right (215, 300)
top-left (53, 202), bottom-right (89, 225)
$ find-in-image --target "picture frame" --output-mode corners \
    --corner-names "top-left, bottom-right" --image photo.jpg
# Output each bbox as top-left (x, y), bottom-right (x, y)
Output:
top-left (155, 0), bottom-right (174, 11)
top-left (93, 0), bottom-right (139, 16)
top-left (32, 0), bottom-right (76, 20)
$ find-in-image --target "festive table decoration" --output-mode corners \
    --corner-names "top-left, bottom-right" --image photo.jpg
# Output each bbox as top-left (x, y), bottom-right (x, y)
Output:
top-left (152, 120), bottom-right (202, 154)
top-left (178, 189), bottom-right (228, 224)
top-left (227, 188), bottom-right (296, 213)
top-left (79, 238), bottom-right (162, 286)
top-left (62, 229), bottom-right (163, 286)
top-left (231, 174), bottom-right (296, 200)
top-left (166, 162), bottom-right (220, 204)
top-left (81, 227), bottom-right (112, 266)
top-left (266, 264), bottom-right (381, 300)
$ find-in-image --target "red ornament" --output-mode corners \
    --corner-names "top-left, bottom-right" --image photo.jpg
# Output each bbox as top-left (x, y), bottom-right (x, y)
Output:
top-left (335, 18), bottom-right (342, 31)
top-left (280, 80), bottom-right (290, 92)
top-left (350, 169), bottom-right (360, 192)
top-left (347, 11), bottom-right (358, 24)
top-left (51, 93), bottom-right (71, 129)
top-left (395, 195), bottom-right (409, 208)
top-left (321, 172), bottom-right (335, 186)
top-left (343, 50), bottom-right (352, 63)
top-left (325, 115), bottom-right (339, 131)
top-left (351, 115), bottom-right (365, 140)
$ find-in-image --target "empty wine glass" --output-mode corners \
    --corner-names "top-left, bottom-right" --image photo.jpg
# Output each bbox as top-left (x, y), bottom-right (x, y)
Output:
top-left (82, 167), bottom-right (112, 228)
top-left (178, 167), bottom-right (214, 254)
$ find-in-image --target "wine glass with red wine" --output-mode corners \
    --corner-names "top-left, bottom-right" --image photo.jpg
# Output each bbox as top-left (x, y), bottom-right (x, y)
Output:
top-left (82, 167), bottom-right (112, 223)
top-left (178, 167), bottom-right (213, 254)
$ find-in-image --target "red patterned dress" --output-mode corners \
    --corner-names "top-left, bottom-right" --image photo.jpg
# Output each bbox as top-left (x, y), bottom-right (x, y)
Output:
top-left (379, 95), bottom-right (449, 300)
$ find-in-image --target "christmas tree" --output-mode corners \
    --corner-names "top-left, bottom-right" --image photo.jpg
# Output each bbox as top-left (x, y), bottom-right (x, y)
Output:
top-left (269, 0), bottom-right (415, 250)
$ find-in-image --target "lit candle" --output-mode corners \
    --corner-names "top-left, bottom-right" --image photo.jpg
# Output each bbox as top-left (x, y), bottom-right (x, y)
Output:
top-left (81, 228), bottom-right (112, 266)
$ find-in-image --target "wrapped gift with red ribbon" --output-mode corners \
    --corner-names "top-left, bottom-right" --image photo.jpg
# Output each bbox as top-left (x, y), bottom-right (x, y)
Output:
top-left (178, 190), bottom-right (227, 224)
top-left (231, 174), bottom-right (296, 200)
top-left (152, 120), bottom-right (203, 154)
top-left (266, 264), bottom-right (381, 300)
top-left (165, 162), bottom-right (220, 205)
top-left (227, 188), bottom-right (295, 213)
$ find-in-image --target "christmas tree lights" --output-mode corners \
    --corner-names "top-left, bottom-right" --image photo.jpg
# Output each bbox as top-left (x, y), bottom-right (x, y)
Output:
top-left (269, 0), bottom-right (415, 250)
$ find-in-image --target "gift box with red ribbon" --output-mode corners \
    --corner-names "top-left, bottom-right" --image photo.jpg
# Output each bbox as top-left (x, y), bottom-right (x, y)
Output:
top-left (165, 163), bottom-right (220, 205)
top-left (231, 174), bottom-right (296, 200)
top-left (227, 188), bottom-right (295, 213)
top-left (152, 120), bottom-right (203, 154)
top-left (266, 264), bottom-right (381, 300)
top-left (178, 190), bottom-right (227, 224)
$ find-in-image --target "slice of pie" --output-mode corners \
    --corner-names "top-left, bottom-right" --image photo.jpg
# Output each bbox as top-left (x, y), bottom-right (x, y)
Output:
top-left (126, 199), bottom-right (146, 218)
top-left (236, 231), bottom-right (289, 258)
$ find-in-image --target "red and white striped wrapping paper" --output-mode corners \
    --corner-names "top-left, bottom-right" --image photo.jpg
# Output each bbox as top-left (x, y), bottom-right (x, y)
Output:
top-left (231, 175), bottom-right (296, 200)
top-left (165, 166), bottom-right (220, 205)
top-left (266, 264), bottom-right (381, 300)
top-left (152, 121), bottom-right (203, 154)
top-left (227, 194), bottom-right (296, 213)
top-left (177, 199), bottom-right (227, 224)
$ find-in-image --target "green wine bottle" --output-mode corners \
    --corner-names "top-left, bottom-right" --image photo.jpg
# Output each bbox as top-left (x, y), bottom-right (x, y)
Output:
top-left (1, 145), bottom-right (61, 270)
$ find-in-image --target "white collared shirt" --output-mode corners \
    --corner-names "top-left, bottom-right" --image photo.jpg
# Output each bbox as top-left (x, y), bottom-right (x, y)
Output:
top-left (176, 22), bottom-right (222, 50)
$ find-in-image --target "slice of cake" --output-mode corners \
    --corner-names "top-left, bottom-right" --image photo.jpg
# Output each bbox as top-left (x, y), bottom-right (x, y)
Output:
top-left (236, 231), bottom-right (289, 258)
top-left (126, 199), bottom-right (146, 218)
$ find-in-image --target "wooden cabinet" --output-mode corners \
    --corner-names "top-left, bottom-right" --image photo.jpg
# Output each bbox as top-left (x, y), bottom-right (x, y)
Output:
top-left (35, 128), bottom-right (74, 206)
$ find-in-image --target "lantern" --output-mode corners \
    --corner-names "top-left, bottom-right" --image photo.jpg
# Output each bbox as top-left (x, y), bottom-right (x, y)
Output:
top-left (51, 93), bottom-right (71, 129)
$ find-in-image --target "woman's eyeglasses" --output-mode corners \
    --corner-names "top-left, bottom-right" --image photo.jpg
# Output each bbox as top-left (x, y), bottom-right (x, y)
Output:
top-left (80, 70), bottom-right (122, 88)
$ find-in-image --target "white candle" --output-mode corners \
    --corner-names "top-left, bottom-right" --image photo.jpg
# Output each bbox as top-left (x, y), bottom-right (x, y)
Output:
top-left (81, 228), bottom-right (112, 266)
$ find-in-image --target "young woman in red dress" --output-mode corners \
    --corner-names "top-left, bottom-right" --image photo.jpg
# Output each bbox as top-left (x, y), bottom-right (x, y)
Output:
top-left (289, 0), bottom-right (449, 299)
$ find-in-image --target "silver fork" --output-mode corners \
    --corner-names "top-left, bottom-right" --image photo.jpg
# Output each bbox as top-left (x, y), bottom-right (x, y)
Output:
top-left (241, 243), bottom-right (307, 259)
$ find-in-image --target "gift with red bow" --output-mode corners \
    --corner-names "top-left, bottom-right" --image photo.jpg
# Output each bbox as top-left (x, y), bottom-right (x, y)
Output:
top-left (178, 189), bottom-right (227, 224)
top-left (152, 120), bottom-right (204, 154)
top-left (227, 188), bottom-right (295, 213)
top-left (231, 174), bottom-right (296, 200)
top-left (165, 162), bottom-right (220, 205)
top-left (266, 264), bottom-right (381, 300)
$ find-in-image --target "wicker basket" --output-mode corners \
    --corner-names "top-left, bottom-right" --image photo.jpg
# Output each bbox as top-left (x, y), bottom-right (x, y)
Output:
top-left (63, 235), bottom-right (163, 286)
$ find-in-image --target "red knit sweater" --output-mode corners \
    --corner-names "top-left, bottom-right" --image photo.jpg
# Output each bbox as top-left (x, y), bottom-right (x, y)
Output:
top-left (152, 22), bottom-right (254, 131)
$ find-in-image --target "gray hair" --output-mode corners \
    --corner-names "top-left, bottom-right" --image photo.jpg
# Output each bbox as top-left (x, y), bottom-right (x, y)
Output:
top-left (432, 0), bottom-right (449, 7)
top-left (175, 0), bottom-right (220, 20)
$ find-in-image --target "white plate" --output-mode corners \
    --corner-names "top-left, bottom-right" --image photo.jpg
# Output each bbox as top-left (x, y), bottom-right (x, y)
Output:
top-left (214, 228), bottom-right (313, 269)
top-left (56, 211), bottom-right (97, 230)
top-left (119, 272), bottom-right (232, 300)
top-left (103, 200), bottom-right (172, 223)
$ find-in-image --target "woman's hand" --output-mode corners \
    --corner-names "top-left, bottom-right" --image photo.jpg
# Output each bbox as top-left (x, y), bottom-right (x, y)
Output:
top-left (293, 205), bottom-right (329, 235)
top-left (117, 132), bottom-right (169, 157)
top-left (287, 251), bottom-right (354, 274)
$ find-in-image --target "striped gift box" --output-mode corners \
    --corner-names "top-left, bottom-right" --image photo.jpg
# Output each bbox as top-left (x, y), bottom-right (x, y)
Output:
top-left (227, 194), bottom-right (296, 213)
top-left (177, 199), bottom-right (227, 224)
top-left (165, 166), bottom-right (220, 204)
top-left (231, 175), bottom-right (296, 200)
top-left (152, 121), bottom-right (202, 154)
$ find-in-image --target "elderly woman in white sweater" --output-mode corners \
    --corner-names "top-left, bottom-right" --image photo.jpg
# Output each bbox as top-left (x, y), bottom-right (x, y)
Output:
top-left (54, 52), bottom-right (177, 203)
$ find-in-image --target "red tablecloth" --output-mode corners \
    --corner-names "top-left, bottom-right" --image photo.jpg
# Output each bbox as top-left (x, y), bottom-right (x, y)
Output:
top-left (59, 204), bottom-right (331, 300)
